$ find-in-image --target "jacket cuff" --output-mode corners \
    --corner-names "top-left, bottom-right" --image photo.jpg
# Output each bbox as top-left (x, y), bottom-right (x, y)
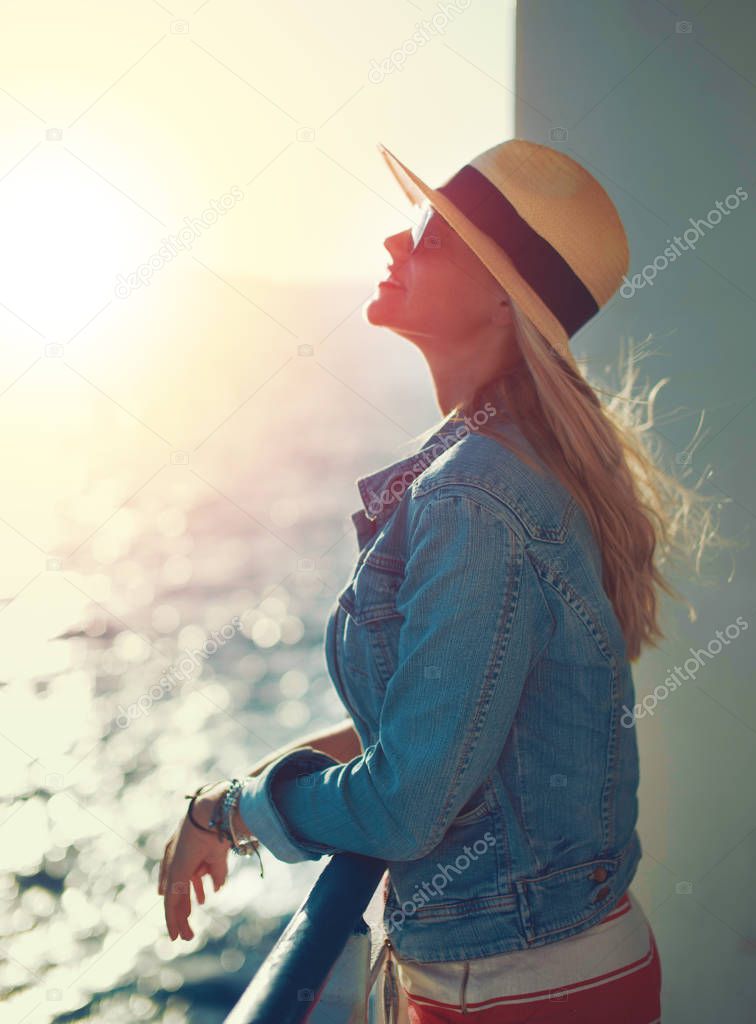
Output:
top-left (238, 747), bottom-right (341, 863)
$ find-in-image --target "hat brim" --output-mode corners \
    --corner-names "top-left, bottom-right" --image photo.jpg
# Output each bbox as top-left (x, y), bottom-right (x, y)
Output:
top-left (376, 142), bottom-right (581, 378)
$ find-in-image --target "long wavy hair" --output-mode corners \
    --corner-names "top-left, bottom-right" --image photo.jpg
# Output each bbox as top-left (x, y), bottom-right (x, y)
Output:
top-left (419, 298), bottom-right (729, 662)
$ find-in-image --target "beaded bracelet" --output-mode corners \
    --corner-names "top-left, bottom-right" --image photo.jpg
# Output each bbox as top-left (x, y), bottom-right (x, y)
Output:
top-left (219, 778), bottom-right (242, 841)
top-left (221, 779), bottom-right (265, 869)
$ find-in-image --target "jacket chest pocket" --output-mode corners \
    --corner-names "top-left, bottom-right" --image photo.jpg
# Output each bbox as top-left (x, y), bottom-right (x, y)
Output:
top-left (337, 553), bottom-right (405, 691)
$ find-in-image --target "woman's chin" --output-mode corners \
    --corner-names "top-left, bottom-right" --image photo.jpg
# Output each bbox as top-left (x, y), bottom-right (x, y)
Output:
top-left (363, 286), bottom-right (405, 326)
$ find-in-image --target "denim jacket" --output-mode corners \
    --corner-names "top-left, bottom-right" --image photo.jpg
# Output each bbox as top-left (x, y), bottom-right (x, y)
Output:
top-left (239, 405), bottom-right (643, 963)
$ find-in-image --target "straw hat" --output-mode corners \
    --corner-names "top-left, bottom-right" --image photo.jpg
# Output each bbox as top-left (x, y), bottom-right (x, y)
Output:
top-left (377, 139), bottom-right (630, 377)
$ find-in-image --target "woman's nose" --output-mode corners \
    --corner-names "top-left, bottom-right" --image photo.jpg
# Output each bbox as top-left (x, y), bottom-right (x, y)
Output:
top-left (384, 228), bottom-right (412, 259)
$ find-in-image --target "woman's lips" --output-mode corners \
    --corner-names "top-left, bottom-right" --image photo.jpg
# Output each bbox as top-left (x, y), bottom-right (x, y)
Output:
top-left (378, 275), bottom-right (405, 290)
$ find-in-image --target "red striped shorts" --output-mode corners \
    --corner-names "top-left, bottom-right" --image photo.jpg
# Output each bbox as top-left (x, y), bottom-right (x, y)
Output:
top-left (389, 888), bottom-right (662, 1023)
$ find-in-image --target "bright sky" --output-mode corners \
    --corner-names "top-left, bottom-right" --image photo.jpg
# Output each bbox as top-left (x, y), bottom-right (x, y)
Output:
top-left (0, 0), bottom-right (516, 629)
top-left (0, 0), bottom-right (516, 292)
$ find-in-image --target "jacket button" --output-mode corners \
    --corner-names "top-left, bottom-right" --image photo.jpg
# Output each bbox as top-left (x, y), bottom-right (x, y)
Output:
top-left (591, 866), bottom-right (608, 882)
top-left (595, 885), bottom-right (610, 901)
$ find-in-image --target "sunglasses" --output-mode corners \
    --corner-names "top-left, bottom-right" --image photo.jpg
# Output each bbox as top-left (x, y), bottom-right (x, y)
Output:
top-left (409, 203), bottom-right (438, 253)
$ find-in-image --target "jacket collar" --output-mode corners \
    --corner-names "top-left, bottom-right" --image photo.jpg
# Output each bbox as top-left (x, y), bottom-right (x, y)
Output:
top-left (350, 413), bottom-right (472, 548)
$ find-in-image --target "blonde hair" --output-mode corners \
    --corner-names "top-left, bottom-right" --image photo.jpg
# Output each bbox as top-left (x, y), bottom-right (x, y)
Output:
top-left (436, 299), bottom-right (731, 662)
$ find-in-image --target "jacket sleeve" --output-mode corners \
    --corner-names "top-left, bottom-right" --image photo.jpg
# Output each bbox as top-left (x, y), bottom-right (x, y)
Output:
top-left (238, 490), bottom-right (551, 863)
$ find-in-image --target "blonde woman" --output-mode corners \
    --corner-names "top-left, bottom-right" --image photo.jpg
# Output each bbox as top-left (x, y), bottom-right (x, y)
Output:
top-left (160, 140), bottom-right (718, 1023)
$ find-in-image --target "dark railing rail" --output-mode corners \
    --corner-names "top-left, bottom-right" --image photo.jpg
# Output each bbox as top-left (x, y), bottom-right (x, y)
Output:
top-left (224, 853), bottom-right (387, 1024)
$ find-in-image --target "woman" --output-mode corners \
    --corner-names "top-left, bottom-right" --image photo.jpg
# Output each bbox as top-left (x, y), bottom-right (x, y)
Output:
top-left (159, 139), bottom-right (716, 1022)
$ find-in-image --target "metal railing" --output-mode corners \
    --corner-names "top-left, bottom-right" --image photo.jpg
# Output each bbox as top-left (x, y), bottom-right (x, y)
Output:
top-left (224, 853), bottom-right (387, 1024)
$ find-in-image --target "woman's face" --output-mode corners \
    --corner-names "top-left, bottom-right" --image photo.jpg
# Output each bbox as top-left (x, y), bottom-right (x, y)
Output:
top-left (363, 202), bottom-right (512, 355)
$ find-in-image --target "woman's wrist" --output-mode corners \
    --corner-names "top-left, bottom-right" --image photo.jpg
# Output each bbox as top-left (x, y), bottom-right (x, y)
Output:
top-left (184, 777), bottom-right (263, 874)
top-left (193, 782), bottom-right (231, 839)
top-left (192, 780), bottom-right (257, 844)
top-left (230, 799), bottom-right (254, 843)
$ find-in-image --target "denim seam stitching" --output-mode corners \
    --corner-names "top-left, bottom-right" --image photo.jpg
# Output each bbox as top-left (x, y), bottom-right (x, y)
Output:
top-left (412, 479), bottom-right (576, 544)
top-left (528, 552), bottom-right (616, 666)
top-left (410, 492), bottom-right (525, 854)
top-left (602, 658), bottom-right (622, 853)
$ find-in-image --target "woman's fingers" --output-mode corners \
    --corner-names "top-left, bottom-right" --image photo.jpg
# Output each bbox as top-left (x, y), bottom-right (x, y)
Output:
top-left (158, 840), bottom-right (171, 895)
top-left (192, 869), bottom-right (206, 905)
top-left (177, 889), bottom-right (194, 941)
top-left (165, 877), bottom-right (193, 941)
top-left (160, 816), bottom-right (229, 940)
top-left (208, 852), bottom-right (228, 893)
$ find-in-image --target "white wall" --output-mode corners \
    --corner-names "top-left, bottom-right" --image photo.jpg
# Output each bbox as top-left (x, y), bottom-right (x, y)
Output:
top-left (515, 3), bottom-right (756, 1020)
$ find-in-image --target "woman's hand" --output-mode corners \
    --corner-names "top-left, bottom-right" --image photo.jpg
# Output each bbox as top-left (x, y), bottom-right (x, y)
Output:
top-left (158, 782), bottom-right (231, 941)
